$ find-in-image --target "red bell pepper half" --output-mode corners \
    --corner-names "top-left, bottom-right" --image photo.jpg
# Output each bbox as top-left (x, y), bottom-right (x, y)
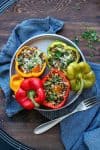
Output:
top-left (15, 78), bottom-right (45, 110)
top-left (42, 69), bottom-right (71, 109)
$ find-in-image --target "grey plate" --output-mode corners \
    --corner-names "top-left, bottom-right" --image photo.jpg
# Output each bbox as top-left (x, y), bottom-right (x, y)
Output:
top-left (10, 34), bottom-right (86, 113)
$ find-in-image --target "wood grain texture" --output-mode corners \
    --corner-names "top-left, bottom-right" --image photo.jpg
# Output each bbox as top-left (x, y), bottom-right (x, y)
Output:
top-left (0, 0), bottom-right (100, 150)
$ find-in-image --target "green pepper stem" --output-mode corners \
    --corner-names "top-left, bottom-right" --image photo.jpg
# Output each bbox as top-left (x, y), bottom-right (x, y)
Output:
top-left (28, 90), bottom-right (39, 108)
top-left (79, 77), bottom-right (84, 92)
top-left (77, 73), bottom-right (84, 91)
top-left (70, 77), bottom-right (84, 104)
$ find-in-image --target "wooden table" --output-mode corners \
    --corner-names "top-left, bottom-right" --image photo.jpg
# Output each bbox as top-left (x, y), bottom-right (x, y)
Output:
top-left (0, 0), bottom-right (100, 150)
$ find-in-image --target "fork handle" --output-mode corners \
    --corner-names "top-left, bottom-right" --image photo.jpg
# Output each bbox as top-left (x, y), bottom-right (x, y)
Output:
top-left (34, 110), bottom-right (77, 134)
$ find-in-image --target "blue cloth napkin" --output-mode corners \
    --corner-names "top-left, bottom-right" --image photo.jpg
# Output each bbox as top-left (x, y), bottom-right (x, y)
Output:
top-left (0, 0), bottom-right (17, 13)
top-left (0, 16), bottom-right (64, 117)
top-left (60, 62), bottom-right (100, 150)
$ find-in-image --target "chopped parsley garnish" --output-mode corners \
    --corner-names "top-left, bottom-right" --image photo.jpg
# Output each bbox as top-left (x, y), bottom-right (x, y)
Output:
top-left (81, 30), bottom-right (100, 50)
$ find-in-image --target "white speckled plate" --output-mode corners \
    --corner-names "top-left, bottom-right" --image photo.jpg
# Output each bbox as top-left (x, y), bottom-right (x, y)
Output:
top-left (10, 34), bottom-right (86, 113)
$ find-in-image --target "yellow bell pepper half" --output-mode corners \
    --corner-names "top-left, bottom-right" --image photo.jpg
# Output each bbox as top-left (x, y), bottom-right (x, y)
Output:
top-left (10, 74), bottom-right (24, 93)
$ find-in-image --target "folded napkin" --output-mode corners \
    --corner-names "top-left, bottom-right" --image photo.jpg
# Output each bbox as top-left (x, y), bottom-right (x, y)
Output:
top-left (60, 62), bottom-right (100, 150)
top-left (0, 0), bottom-right (17, 13)
top-left (0, 16), bottom-right (64, 117)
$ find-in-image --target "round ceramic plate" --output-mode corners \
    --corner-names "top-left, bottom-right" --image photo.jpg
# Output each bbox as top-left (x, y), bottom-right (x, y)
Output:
top-left (10, 34), bottom-right (86, 112)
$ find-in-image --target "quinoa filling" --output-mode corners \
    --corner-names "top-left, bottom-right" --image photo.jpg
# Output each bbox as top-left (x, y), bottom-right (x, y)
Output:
top-left (48, 44), bottom-right (77, 70)
top-left (44, 72), bottom-right (68, 105)
top-left (16, 47), bottom-right (45, 73)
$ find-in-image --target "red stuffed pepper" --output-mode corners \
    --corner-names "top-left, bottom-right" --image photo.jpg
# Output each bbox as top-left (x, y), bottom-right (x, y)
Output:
top-left (42, 69), bottom-right (71, 109)
top-left (15, 78), bottom-right (45, 110)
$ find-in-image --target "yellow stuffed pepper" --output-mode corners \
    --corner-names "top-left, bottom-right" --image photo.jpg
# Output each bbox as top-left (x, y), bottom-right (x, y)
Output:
top-left (15, 46), bottom-right (46, 77)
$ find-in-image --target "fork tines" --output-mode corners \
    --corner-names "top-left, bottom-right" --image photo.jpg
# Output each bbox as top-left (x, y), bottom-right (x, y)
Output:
top-left (83, 96), bottom-right (97, 106)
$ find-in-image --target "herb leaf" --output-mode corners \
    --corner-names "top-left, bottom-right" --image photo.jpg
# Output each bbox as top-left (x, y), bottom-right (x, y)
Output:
top-left (55, 50), bottom-right (62, 58)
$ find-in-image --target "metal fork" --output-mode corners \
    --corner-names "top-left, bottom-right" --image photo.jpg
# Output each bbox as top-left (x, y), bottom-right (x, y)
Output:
top-left (34, 96), bottom-right (99, 134)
